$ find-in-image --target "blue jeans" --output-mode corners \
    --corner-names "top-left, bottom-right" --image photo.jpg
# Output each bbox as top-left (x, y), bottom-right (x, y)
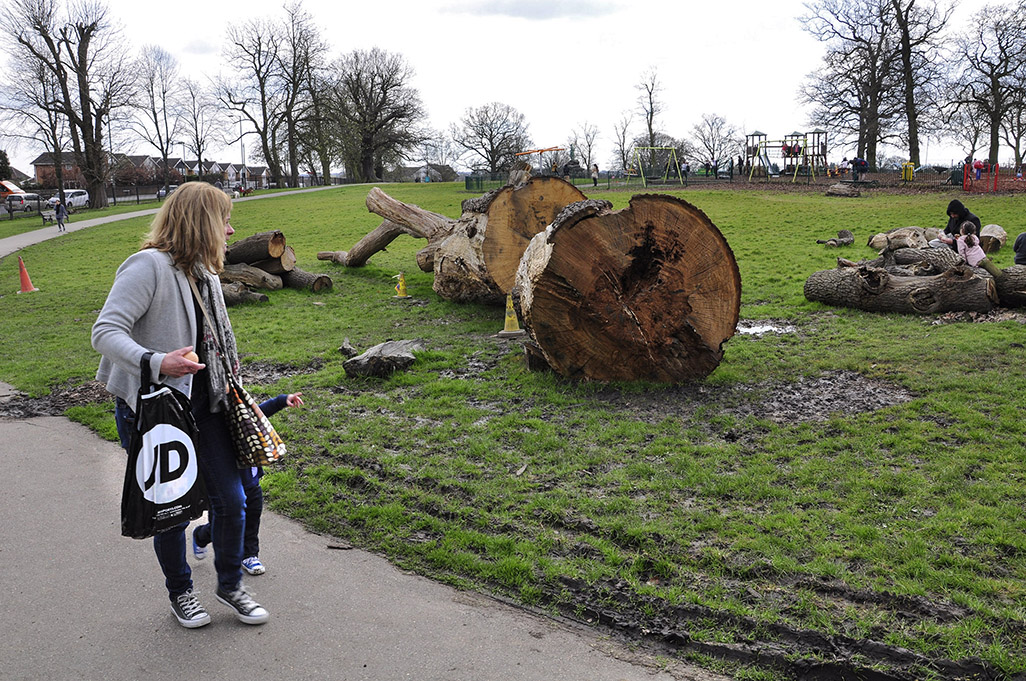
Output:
top-left (116, 398), bottom-right (248, 599)
top-left (195, 465), bottom-right (263, 558)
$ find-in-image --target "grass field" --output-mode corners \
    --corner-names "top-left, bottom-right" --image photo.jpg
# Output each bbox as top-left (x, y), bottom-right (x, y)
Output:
top-left (1, 182), bottom-right (1024, 679)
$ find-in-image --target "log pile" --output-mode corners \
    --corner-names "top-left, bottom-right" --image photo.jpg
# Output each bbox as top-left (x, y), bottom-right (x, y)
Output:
top-left (220, 230), bottom-right (332, 305)
top-left (318, 176), bottom-right (586, 305)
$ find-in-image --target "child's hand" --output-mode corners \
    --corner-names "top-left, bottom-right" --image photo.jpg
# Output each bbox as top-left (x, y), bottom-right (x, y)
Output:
top-left (286, 392), bottom-right (304, 408)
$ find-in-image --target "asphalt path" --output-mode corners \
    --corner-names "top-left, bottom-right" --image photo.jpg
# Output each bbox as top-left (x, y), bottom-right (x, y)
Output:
top-left (0, 189), bottom-right (722, 681)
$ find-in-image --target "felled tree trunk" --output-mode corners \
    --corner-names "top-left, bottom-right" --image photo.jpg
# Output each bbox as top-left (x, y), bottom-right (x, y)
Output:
top-left (221, 281), bottom-right (269, 306)
top-left (219, 263), bottom-right (283, 290)
top-left (804, 265), bottom-right (997, 313)
top-left (355, 177), bottom-right (586, 305)
top-left (995, 265), bottom-right (1026, 307)
top-left (252, 246), bottom-right (296, 275)
top-left (317, 220), bottom-right (405, 267)
top-left (281, 266), bottom-right (333, 292)
top-left (817, 229), bottom-right (854, 247)
top-left (980, 224), bottom-right (1007, 253)
top-left (226, 230), bottom-right (286, 265)
top-left (514, 194), bottom-right (741, 383)
top-left (826, 183), bottom-right (860, 197)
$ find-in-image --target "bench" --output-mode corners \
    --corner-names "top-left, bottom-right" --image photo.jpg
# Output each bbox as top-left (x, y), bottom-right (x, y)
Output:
top-left (41, 210), bottom-right (56, 225)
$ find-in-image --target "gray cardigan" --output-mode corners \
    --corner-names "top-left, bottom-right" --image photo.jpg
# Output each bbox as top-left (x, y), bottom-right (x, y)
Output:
top-left (92, 249), bottom-right (226, 412)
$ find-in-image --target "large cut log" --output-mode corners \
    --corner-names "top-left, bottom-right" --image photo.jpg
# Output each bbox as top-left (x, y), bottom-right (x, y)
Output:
top-left (804, 265), bottom-right (997, 313)
top-left (826, 183), bottom-right (860, 197)
top-left (979, 224), bottom-right (1007, 253)
top-left (995, 265), bottom-right (1026, 307)
top-left (317, 220), bottom-right (404, 267)
top-left (251, 245), bottom-right (296, 275)
top-left (219, 263), bottom-right (283, 290)
top-left (362, 177), bottom-right (587, 304)
top-left (867, 226), bottom-right (929, 251)
top-left (226, 230), bottom-right (286, 265)
top-left (514, 194), bottom-right (741, 383)
top-left (281, 266), bottom-right (333, 292)
top-left (221, 281), bottom-right (269, 306)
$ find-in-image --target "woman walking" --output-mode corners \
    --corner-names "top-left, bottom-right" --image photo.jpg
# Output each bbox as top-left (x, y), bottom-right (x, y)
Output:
top-left (92, 182), bottom-right (269, 628)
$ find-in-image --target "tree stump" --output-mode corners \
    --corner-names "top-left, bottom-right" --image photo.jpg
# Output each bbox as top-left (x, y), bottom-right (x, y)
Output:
top-left (226, 231), bottom-right (286, 265)
top-left (514, 194), bottom-right (741, 383)
top-left (804, 265), bottom-right (997, 313)
top-left (979, 224), bottom-right (1007, 253)
top-left (340, 177), bottom-right (587, 305)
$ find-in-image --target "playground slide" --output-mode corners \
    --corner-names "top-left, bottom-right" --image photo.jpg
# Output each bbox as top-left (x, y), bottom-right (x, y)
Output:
top-left (760, 151), bottom-right (779, 177)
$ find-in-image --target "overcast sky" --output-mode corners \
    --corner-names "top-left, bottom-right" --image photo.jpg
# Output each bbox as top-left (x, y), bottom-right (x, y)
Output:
top-left (1, 0), bottom-right (1016, 174)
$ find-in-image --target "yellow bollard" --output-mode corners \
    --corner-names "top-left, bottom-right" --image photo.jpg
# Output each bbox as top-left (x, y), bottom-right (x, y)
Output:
top-left (393, 272), bottom-right (410, 298)
top-left (496, 293), bottom-right (526, 338)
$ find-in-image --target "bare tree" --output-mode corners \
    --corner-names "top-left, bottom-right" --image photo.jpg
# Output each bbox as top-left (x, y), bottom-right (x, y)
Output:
top-left (946, 102), bottom-right (986, 165)
top-left (181, 78), bottom-right (225, 182)
top-left (1000, 85), bottom-right (1026, 169)
top-left (611, 111), bottom-right (633, 173)
top-left (328, 48), bottom-right (426, 182)
top-left (3, 0), bottom-right (134, 207)
top-left (951, 3), bottom-right (1026, 165)
top-left (568, 121), bottom-right (599, 170)
top-left (800, 0), bottom-right (903, 168)
top-left (450, 102), bottom-right (531, 175)
top-left (218, 16), bottom-right (286, 185)
top-left (635, 68), bottom-right (662, 169)
top-left (889, 0), bottom-right (953, 166)
top-left (133, 45), bottom-right (182, 195)
top-left (689, 113), bottom-right (743, 167)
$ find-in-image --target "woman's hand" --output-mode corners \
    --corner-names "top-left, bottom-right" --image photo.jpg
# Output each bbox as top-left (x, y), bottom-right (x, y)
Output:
top-left (160, 346), bottom-right (205, 377)
top-left (286, 392), bottom-right (304, 408)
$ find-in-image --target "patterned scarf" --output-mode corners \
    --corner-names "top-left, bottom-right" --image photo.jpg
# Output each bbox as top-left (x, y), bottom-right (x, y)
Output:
top-left (189, 268), bottom-right (240, 414)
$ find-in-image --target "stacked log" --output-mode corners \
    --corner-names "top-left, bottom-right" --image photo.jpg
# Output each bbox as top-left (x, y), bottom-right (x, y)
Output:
top-left (221, 230), bottom-right (332, 304)
top-left (979, 224), bottom-right (1007, 253)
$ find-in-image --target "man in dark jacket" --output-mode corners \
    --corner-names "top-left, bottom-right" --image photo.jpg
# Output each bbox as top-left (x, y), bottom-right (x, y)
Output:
top-left (1014, 232), bottom-right (1026, 266)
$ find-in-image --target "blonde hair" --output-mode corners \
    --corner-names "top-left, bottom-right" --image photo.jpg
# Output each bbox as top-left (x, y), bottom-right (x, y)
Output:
top-left (142, 182), bottom-right (231, 273)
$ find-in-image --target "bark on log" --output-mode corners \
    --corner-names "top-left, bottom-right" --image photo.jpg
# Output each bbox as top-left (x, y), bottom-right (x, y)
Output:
top-left (979, 224), bottom-right (1007, 253)
top-left (252, 246), bottom-right (296, 275)
top-left (514, 194), bottom-right (741, 383)
top-left (343, 340), bottom-right (425, 378)
top-left (226, 231), bottom-right (286, 264)
top-left (995, 265), bottom-right (1026, 307)
top-left (364, 177), bottom-right (587, 305)
top-left (281, 266), bottom-right (333, 292)
top-left (221, 281), bottom-right (269, 306)
top-left (817, 229), bottom-right (854, 247)
top-left (317, 220), bottom-right (405, 267)
top-left (826, 183), bottom-right (860, 197)
top-left (219, 263), bottom-right (283, 290)
top-left (804, 265), bottom-right (997, 313)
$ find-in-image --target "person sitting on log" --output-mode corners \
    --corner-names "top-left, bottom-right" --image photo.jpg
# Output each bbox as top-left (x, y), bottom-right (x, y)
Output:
top-left (957, 222), bottom-right (1002, 278)
top-left (1013, 231), bottom-right (1026, 266)
top-left (930, 199), bottom-right (981, 250)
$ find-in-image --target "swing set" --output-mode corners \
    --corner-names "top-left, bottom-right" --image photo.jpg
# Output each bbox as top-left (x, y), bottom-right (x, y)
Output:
top-left (625, 146), bottom-right (685, 187)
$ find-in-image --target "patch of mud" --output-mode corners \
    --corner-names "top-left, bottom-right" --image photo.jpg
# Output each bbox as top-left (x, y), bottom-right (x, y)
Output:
top-left (592, 370), bottom-right (915, 424)
top-left (929, 309), bottom-right (1026, 325)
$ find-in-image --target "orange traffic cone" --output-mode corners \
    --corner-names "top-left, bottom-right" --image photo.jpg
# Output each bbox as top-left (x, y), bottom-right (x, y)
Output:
top-left (17, 256), bottom-right (38, 293)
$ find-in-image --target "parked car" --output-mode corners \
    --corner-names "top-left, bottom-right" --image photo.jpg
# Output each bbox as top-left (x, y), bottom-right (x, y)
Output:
top-left (46, 189), bottom-right (89, 209)
top-left (156, 184), bottom-right (178, 199)
top-left (7, 193), bottom-right (42, 212)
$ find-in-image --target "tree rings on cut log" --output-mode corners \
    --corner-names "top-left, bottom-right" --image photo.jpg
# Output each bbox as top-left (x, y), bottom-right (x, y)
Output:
top-left (514, 194), bottom-right (741, 383)
top-left (227, 231), bottom-right (286, 265)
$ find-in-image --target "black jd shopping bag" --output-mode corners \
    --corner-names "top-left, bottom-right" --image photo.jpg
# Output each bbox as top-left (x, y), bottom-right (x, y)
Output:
top-left (121, 356), bottom-right (207, 539)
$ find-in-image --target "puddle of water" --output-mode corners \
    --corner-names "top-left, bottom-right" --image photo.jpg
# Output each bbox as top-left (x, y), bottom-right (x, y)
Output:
top-left (737, 323), bottom-right (796, 336)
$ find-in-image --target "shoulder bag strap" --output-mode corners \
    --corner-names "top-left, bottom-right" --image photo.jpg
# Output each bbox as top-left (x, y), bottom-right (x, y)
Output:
top-left (186, 274), bottom-right (233, 376)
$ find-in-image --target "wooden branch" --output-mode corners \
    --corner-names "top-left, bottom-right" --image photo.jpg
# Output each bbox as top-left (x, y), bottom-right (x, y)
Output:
top-left (366, 187), bottom-right (450, 238)
top-left (317, 220), bottom-right (405, 267)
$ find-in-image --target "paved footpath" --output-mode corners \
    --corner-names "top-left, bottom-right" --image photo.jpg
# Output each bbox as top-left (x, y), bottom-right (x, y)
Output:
top-left (0, 191), bottom-right (723, 681)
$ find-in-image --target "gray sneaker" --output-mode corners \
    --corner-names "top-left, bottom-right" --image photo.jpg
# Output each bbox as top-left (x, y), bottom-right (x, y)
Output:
top-left (216, 584), bottom-right (269, 625)
top-left (171, 589), bottom-right (211, 628)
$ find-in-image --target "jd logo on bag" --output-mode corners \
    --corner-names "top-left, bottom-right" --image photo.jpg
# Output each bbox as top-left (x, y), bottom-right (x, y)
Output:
top-left (121, 386), bottom-right (207, 539)
top-left (137, 424), bottom-right (199, 505)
